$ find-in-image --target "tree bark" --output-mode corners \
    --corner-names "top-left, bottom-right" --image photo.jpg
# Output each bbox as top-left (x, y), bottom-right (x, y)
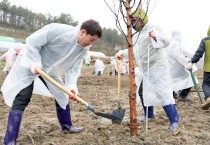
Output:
top-left (126, 0), bottom-right (137, 136)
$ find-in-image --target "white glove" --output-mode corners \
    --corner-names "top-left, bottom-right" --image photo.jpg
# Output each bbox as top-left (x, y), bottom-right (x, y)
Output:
top-left (30, 63), bottom-right (42, 75)
top-left (185, 62), bottom-right (193, 70)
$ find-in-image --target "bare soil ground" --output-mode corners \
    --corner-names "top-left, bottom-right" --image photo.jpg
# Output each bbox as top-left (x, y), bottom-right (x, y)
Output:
top-left (0, 64), bottom-right (210, 145)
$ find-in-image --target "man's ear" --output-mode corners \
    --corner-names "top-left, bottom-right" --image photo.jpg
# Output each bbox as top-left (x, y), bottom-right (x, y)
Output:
top-left (80, 29), bottom-right (87, 35)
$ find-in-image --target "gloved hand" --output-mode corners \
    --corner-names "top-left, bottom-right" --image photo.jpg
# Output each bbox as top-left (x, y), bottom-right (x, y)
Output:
top-left (185, 62), bottom-right (193, 70)
top-left (149, 30), bottom-right (157, 41)
top-left (115, 51), bottom-right (123, 60)
top-left (69, 90), bottom-right (77, 101)
top-left (30, 63), bottom-right (41, 75)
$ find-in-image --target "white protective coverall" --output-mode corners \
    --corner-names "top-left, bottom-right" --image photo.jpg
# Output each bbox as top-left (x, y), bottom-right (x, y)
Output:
top-left (134, 67), bottom-right (142, 104)
top-left (119, 22), bottom-right (175, 106)
top-left (121, 62), bottom-right (127, 74)
top-left (110, 58), bottom-right (118, 71)
top-left (84, 51), bottom-right (91, 65)
top-left (167, 31), bottom-right (199, 91)
top-left (94, 58), bottom-right (105, 75)
top-left (1, 23), bottom-right (89, 109)
top-left (0, 48), bottom-right (16, 72)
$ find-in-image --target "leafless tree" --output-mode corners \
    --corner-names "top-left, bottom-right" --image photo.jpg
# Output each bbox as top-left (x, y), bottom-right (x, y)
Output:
top-left (104, 0), bottom-right (156, 136)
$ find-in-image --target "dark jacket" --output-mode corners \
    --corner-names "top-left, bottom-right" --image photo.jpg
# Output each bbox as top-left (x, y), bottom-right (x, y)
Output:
top-left (191, 36), bottom-right (210, 72)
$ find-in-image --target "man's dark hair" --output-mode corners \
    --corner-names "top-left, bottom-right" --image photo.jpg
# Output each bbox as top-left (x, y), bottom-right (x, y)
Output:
top-left (81, 19), bottom-right (102, 38)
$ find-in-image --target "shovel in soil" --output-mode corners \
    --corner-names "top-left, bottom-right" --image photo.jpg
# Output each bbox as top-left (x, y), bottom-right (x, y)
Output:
top-left (189, 69), bottom-right (203, 103)
top-left (35, 67), bottom-right (122, 121)
top-left (111, 58), bottom-right (125, 124)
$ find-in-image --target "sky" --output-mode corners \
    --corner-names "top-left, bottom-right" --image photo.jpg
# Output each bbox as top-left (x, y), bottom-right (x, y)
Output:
top-left (7, 0), bottom-right (210, 53)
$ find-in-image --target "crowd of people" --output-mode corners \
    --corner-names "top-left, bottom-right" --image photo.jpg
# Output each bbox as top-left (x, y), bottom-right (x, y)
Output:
top-left (0, 8), bottom-right (209, 145)
top-left (115, 8), bottom-right (208, 135)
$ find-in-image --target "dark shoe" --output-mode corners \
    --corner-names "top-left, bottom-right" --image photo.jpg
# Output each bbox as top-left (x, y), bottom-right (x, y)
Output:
top-left (62, 126), bottom-right (84, 134)
top-left (202, 97), bottom-right (210, 110)
top-left (177, 95), bottom-right (189, 102)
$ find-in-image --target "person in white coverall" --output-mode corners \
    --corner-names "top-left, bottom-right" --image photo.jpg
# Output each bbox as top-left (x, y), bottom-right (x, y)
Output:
top-left (2, 19), bottom-right (102, 145)
top-left (0, 48), bottom-right (16, 76)
top-left (167, 30), bottom-right (199, 102)
top-left (84, 51), bottom-right (91, 67)
top-left (110, 58), bottom-right (118, 76)
top-left (116, 9), bottom-right (179, 133)
top-left (94, 58), bottom-right (105, 76)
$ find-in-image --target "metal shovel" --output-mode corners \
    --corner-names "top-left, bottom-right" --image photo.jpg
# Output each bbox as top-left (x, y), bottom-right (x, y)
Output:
top-left (189, 69), bottom-right (203, 103)
top-left (35, 67), bottom-right (122, 121)
top-left (111, 59), bottom-right (125, 124)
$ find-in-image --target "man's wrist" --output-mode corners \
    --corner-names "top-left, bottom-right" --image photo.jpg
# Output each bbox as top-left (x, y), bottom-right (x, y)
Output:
top-left (188, 59), bottom-right (194, 63)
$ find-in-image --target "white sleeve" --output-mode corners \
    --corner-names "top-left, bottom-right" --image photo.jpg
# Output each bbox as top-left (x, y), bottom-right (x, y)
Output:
top-left (171, 41), bottom-right (190, 66)
top-left (116, 49), bottom-right (129, 59)
top-left (64, 57), bottom-right (84, 93)
top-left (149, 26), bottom-right (170, 49)
top-left (19, 24), bottom-right (56, 69)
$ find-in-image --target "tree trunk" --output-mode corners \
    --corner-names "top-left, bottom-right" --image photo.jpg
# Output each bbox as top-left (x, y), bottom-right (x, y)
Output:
top-left (126, 0), bottom-right (137, 136)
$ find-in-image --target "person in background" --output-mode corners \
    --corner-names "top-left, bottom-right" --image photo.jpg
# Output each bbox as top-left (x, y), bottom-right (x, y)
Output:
top-left (116, 8), bottom-right (179, 133)
top-left (110, 58), bottom-right (118, 76)
top-left (84, 51), bottom-right (91, 67)
top-left (0, 48), bottom-right (16, 76)
top-left (2, 19), bottom-right (102, 145)
top-left (121, 61), bottom-right (127, 75)
top-left (185, 25), bottom-right (210, 110)
top-left (94, 58), bottom-right (105, 76)
top-left (125, 61), bottom-right (129, 75)
top-left (167, 30), bottom-right (199, 102)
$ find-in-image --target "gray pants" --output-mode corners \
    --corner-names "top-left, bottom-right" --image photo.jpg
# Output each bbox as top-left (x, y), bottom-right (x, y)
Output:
top-left (203, 72), bottom-right (210, 100)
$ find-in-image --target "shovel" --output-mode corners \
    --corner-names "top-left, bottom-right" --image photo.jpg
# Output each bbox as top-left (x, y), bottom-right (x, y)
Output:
top-left (189, 69), bottom-right (203, 103)
top-left (111, 58), bottom-right (125, 124)
top-left (35, 67), bottom-right (122, 120)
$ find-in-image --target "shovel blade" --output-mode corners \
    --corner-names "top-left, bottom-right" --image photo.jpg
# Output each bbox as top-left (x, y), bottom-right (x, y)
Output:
top-left (111, 108), bottom-right (125, 124)
top-left (95, 112), bottom-right (122, 120)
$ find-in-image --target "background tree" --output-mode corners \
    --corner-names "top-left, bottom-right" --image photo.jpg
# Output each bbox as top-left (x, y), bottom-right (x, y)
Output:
top-left (0, 0), bottom-right (10, 24)
top-left (0, 0), bottom-right (127, 57)
top-left (0, 0), bottom-right (78, 30)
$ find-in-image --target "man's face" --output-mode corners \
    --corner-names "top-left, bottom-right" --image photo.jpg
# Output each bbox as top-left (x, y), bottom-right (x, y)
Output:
top-left (78, 29), bottom-right (99, 47)
top-left (131, 17), bottom-right (143, 31)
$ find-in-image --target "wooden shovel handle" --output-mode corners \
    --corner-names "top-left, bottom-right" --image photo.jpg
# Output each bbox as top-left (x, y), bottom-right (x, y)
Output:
top-left (115, 57), bottom-right (122, 101)
top-left (35, 67), bottom-right (89, 107)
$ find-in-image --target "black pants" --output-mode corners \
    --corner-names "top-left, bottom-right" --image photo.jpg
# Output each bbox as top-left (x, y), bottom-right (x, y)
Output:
top-left (203, 72), bottom-right (210, 100)
top-left (11, 76), bottom-right (59, 111)
top-left (97, 71), bottom-right (101, 76)
top-left (114, 70), bottom-right (118, 76)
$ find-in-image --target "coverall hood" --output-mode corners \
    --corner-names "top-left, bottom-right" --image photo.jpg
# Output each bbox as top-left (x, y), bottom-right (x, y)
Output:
top-left (131, 9), bottom-right (148, 31)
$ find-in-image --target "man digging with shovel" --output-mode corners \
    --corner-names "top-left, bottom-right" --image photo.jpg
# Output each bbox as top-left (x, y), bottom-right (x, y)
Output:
top-left (1, 19), bottom-right (102, 145)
